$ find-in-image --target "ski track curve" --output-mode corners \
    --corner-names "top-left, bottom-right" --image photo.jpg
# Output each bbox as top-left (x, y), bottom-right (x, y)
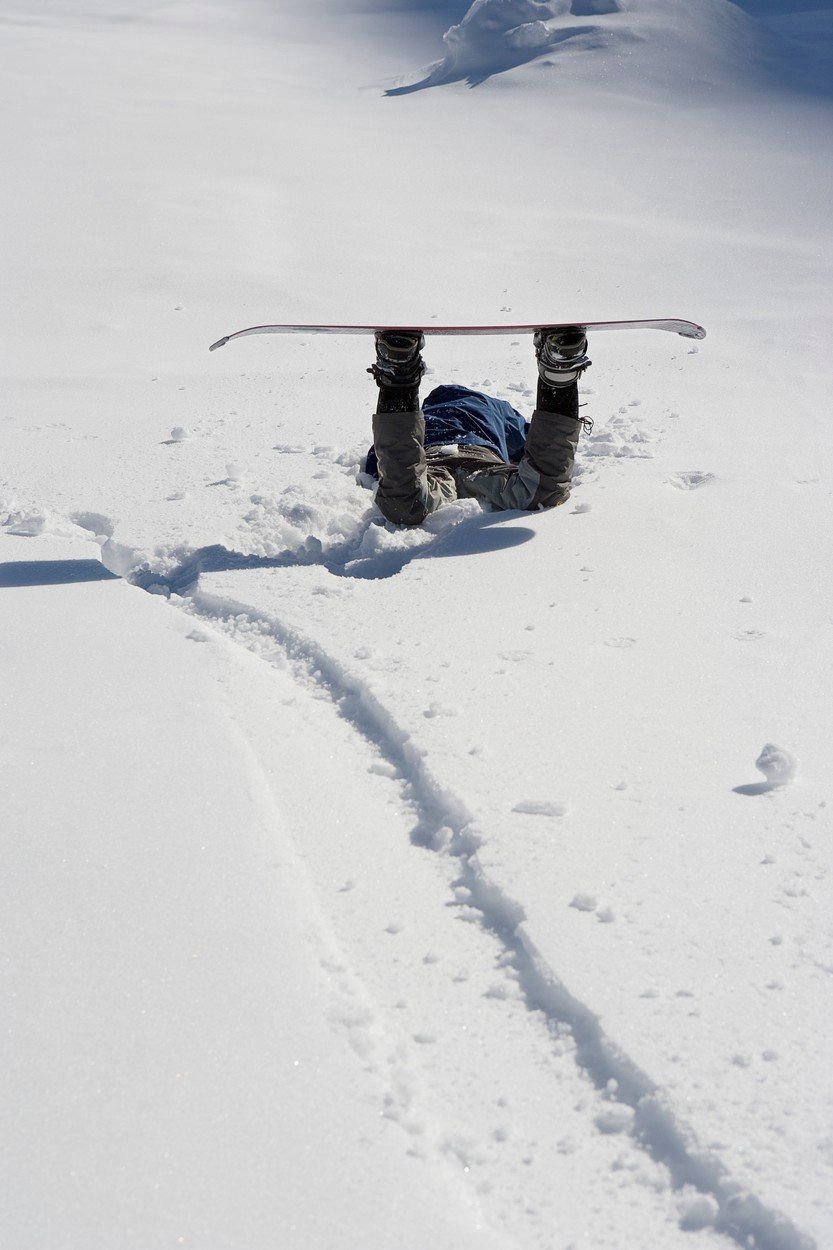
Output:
top-left (173, 579), bottom-right (814, 1250)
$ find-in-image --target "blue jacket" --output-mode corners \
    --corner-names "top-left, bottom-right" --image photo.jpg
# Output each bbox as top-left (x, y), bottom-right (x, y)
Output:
top-left (366, 385), bottom-right (529, 479)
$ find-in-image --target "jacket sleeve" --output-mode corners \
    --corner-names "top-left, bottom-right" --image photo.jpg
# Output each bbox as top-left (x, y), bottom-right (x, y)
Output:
top-left (455, 409), bottom-right (583, 511)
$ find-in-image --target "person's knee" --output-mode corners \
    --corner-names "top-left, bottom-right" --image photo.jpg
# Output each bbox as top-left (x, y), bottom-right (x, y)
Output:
top-left (532, 483), bottom-right (571, 510)
top-left (374, 490), bottom-right (430, 527)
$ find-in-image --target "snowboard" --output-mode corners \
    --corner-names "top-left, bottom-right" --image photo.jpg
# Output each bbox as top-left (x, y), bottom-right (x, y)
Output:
top-left (208, 318), bottom-right (706, 352)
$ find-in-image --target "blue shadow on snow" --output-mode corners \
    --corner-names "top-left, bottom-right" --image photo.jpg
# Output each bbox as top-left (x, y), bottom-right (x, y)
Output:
top-left (133, 510), bottom-right (536, 595)
top-left (0, 560), bottom-right (120, 588)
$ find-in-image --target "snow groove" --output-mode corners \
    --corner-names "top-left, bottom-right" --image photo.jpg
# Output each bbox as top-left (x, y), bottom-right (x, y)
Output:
top-left (181, 584), bottom-right (815, 1250)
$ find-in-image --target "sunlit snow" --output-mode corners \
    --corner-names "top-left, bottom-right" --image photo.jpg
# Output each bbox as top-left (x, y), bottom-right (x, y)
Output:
top-left (1, 1), bottom-right (831, 1248)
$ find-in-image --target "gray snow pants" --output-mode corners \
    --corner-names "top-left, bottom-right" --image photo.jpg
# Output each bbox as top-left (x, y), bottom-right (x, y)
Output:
top-left (372, 407), bottom-right (585, 527)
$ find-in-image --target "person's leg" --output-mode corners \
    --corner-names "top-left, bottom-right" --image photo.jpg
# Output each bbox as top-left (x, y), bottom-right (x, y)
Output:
top-left (369, 332), bottom-right (457, 526)
top-left (455, 328), bottom-right (592, 511)
top-left (521, 326), bottom-right (592, 506)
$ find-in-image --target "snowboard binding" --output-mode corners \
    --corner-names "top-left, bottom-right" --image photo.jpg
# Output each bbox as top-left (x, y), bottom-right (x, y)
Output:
top-left (368, 331), bottom-right (427, 414)
top-left (533, 326), bottom-right (591, 386)
top-left (367, 331), bottom-right (426, 389)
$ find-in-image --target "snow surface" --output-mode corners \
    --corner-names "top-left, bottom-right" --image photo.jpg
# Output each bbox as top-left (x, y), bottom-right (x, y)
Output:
top-left (2, 1), bottom-right (832, 1247)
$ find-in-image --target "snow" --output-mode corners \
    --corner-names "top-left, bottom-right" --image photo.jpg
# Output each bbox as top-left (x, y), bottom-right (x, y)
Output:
top-left (1, 1), bottom-right (832, 1248)
top-left (755, 742), bottom-right (800, 786)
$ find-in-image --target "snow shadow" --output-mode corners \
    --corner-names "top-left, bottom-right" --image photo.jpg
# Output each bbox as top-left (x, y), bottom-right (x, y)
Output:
top-left (730, 0), bottom-right (833, 96)
top-left (733, 780), bottom-right (782, 797)
top-left (0, 559), bottom-right (120, 588)
top-left (730, 0), bottom-right (831, 12)
top-left (132, 510), bottom-right (535, 594)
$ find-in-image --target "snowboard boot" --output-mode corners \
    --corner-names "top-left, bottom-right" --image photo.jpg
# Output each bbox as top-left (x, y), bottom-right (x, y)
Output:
top-left (368, 330), bottom-right (426, 414)
top-left (534, 326), bottom-right (591, 414)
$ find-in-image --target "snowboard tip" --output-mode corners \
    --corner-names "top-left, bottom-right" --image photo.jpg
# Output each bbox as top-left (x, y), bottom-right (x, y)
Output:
top-left (208, 336), bottom-right (229, 352)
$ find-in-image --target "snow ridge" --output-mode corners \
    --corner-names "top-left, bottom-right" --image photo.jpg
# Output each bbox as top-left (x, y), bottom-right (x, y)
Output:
top-left (182, 582), bottom-right (815, 1250)
top-left (387, 0), bottom-right (621, 92)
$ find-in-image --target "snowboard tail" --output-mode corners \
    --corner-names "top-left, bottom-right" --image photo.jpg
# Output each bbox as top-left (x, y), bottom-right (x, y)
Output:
top-left (209, 319), bottom-right (706, 352)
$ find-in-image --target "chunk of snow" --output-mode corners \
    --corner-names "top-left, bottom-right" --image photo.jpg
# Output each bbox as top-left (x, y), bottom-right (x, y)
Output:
top-left (506, 19), bottom-right (552, 50)
top-left (569, 893), bottom-right (598, 913)
top-left (593, 1104), bottom-right (634, 1134)
top-left (4, 511), bottom-right (48, 536)
top-left (170, 425), bottom-right (188, 441)
top-left (677, 1190), bottom-right (719, 1232)
top-left (755, 743), bottom-right (798, 786)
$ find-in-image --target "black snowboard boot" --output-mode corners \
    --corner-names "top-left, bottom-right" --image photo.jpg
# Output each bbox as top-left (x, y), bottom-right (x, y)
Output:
top-left (533, 326), bottom-right (591, 417)
top-left (534, 326), bottom-right (591, 384)
top-left (368, 330), bottom-right (426, 413)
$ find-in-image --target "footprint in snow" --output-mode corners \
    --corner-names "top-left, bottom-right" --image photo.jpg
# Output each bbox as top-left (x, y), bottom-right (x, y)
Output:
top-left (668, 471), bottom-right (715, 490)
top-left (208, 464), bottom-right (245, 486)
top-left (424, 701), bottom-right (456, 718)
top-left (512, 800), bottom-right (567, 817)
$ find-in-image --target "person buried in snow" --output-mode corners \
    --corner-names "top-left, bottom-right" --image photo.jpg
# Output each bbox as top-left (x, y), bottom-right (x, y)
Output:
top-left (364, 327), bottom-right (594, 526)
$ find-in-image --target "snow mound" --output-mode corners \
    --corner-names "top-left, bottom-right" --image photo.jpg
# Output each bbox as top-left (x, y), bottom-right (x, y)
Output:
top-left (3, 508), bottom-right (83, 540)
top-left (387, 0), bottom-right (618, 92)
top-left (385, 0), bottom-right (828, 96)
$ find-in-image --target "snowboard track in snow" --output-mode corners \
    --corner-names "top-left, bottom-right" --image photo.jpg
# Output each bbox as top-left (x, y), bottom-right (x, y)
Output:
top-left (3, 493), bottom-right (816, 1248)
top-left (163, 578), bottom-right (815, 1250)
